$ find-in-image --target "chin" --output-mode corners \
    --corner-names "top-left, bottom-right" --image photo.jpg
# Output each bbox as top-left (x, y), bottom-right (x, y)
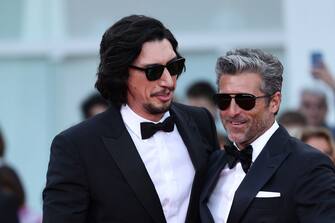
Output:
top-left (227, 132), bottom-right (244, 143)
top-left (146, 103), bottom-right (171, 115)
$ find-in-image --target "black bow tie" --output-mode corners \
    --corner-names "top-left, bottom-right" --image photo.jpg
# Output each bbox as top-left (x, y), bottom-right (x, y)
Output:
top-left (140, 116), bottom-right (175, 139)
top-left (224, 144), bottom-right (253, 173)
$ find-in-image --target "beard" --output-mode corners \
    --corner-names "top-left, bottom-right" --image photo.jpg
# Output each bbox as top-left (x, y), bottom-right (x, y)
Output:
top-left (223, 113), bottom-right (273, 148)
top-left (144, 101), bottom-right (172, 115)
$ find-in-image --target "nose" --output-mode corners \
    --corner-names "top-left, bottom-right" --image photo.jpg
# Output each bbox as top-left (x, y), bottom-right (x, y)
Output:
top-left (225, 98), bottom-right (241, 116)
top-left (159, 68), bottom-right (174, 87)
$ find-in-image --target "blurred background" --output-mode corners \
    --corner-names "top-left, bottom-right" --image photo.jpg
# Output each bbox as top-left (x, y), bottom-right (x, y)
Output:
top-left (1, 0), bottom-right (335, 214)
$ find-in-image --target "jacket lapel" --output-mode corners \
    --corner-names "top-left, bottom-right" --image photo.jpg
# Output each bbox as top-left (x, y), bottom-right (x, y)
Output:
top-left (170, 104), bottom-right (208, 171)
top-left (201, 150), bottom-right (229, 204)
top-left (101, 106), bottom-right (166, 223)
top-left (227, 126), bottom-right (291, 223)
top-left (200, 150), bottom-right (230, 223)
top-left (170, 104), bottom-right (211, 222)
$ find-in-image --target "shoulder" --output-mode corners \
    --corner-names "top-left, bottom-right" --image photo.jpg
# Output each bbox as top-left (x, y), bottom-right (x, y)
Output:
top-left (285, 134), bottom-right (334, 171)
top-left (171, 102), bottom-right (213, 122)
top-left (171, 102), bottom-right (220, 150)
top-left (269, 126), bottom-right (334, 173)
top-left (54, 106), bottom-right (121, 145)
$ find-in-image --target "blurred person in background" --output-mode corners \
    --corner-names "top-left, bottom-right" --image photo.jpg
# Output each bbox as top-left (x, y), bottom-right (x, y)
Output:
top-left (0, 166), bottom-right (42, 223)
top-left (0, 189), bottom-right (19, 223)
top-left (43, 15), bottom-right (219, 223)
top-left (278, 110), bottom-right (307, 138)
top-left (311, 59), bottom-right (335, 136)
top-left (301, 127), bottom-right (335, 163)
top-left (299, 89), bottom-right (330, 129)
top-left (80, 92), bottom-right (109, 119)
top-left (0, 128), bottom-right (42, 223)
top-left (186, 81), bottom-right (217, 119)
top-left (186, 81), bottom-right (227, 148)
top-left (0, 128), bottom-right (19, 222)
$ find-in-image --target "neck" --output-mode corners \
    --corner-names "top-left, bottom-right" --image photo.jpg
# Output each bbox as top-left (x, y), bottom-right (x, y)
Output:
top-left (125, 104), bottom-right (166, 122)
top-left (236, 120), bottom-right (275, 150)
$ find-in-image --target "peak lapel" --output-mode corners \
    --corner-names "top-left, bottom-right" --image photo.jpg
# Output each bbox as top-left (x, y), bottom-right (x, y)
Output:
top-left (170, 105), bottom-right (208, 171)
top-left (227, 127), bottom-right (291, 223)
top-left (201, 150), bottom-right (229, 204)
top-left (102, 107), bottom-right (166, 223)
top-left (170, 104), bottom-right (212, 222)
top-left (200, 150), bottom-right (230, 223)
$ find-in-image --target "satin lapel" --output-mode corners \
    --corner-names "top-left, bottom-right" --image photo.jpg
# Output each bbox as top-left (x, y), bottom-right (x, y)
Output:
top-left (201, 150), bottom-right (229, 204)
top-left (200, 151), bottom-right (229, 223)
top-left (170, 105), bottom-right (208, 171)
top-left (170, 104), bottom-right (212, 222)
top-left (227, 127), bottom-right (291, 223)
top-left (102, 107), bottom-right (166, 223)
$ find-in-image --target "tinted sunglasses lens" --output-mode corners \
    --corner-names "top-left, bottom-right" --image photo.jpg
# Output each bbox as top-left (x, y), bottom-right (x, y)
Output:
top-left (167, 58), bottom-right (185, 76)
top-left (235, 94), bottom-right (256, 110)
top-left (214, 94), bottom-right (232, 110)
top-left (146, 65), bottom-right (164, 81)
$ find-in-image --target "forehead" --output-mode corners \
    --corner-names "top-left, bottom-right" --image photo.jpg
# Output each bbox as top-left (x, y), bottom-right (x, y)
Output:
top-left (218, 72), bottom-right (263, 94)
top-left (306, 136), bottom-right (331, 149)
top-left (134, 38), bottom-right (177, 65)
top-left (302, 92), bottom-right (325, 104)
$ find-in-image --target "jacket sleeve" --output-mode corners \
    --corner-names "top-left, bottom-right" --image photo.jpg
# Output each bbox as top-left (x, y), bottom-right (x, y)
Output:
top-left (43, 133), bottom-right (89, 223)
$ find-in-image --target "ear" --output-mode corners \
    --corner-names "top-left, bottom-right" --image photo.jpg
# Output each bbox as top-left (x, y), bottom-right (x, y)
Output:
top-left (269, 91), bottom-right (281, 114)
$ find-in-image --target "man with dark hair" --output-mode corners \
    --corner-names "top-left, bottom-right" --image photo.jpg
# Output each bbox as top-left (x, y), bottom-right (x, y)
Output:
top-left (200, 49), bottom-right (335, 222)
top-left (185, 81), bottom-right (227, 148)
top-left (186, 81), bottom-right (217, 118)
top-left (43, 15), bottom-right (219, 223)
top-left (80, 93), bottom-right (109, 119)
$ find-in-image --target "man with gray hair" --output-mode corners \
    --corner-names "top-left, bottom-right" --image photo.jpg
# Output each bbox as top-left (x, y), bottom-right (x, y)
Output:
top-left (200, 48), bottom-right (335, 223)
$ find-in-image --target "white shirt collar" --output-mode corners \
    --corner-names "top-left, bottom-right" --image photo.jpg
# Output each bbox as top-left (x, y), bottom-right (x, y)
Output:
top-left (250, 120), bottom-right (279, 162)
top-left (120, 104), bottom-right (170, 139)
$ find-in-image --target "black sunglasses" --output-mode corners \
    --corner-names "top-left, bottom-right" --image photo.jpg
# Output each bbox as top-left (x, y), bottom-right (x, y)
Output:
top-left (213, 93), bottom-right (271, 111)
top-left (129, 57), bottom-right (186, 81)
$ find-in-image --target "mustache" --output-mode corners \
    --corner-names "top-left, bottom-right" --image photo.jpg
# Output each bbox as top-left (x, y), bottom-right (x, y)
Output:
top-left (224, 115), bottom-right (246, 122)
top-left (151, 87), bottom-right (175, 97)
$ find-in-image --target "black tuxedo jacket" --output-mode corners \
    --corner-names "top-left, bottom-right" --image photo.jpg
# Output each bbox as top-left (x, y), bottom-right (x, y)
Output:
top-left (0, 190), bottom-right (19, 223)
top-left (43, 102), bottom-right (219, 223)
top-left (200, 126), bottom-right (335, 223)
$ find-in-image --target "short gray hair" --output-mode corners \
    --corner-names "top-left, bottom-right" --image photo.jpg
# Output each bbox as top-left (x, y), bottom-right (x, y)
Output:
top-left (216, 48), bottom-right (283, 96)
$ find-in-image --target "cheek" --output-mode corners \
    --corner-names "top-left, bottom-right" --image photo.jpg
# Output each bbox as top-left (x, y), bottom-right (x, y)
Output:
top-left (219, 111), bottom-right (228, 121)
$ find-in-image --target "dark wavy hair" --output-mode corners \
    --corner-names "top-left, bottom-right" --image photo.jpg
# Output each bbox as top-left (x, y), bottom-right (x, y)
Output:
top-left (95, 15), bottom-right (181, 106)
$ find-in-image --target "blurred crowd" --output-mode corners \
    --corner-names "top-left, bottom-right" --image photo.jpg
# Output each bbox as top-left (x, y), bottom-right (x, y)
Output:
top-left (1, 130), bottom-right (42, 223)
top-left (0, 55), bottom-right (335, 222)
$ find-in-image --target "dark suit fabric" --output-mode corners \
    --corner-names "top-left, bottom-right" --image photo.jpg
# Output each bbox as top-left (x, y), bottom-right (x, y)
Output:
top-left (0, 191), bottom-right (19, 223)
top-left (43, 103), bottom-right (219, 223)
top-left (200, 126), bottom-right (335, 223)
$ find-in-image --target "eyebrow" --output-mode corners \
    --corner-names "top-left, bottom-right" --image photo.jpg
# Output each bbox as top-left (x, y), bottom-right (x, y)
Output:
top-left (141, 56), bottom-right (178, 67)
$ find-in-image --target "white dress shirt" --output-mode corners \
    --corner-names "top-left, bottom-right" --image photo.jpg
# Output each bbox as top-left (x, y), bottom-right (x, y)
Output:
top-left (208, 121), bottom-right (279, 223)
top-left (120, 105), bottom-right (195, 223)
